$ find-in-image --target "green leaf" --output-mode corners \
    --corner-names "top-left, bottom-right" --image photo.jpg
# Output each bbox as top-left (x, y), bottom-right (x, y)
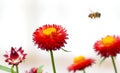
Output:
top-left (0, 65), bottom-right (11, 72)
top-left (62, 48), bottom-right (71, 52)
top-left (37, 65), bottom-right (44, 73)
top-left (99, 57), bottom-right (106, 65)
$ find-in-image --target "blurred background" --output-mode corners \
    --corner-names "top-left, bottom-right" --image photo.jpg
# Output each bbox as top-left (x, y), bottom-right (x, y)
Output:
top-left (0, 0), bottom-right (120, 73)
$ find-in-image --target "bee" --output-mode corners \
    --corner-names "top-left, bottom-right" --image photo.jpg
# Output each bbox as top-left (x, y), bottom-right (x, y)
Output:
top-left (88, 12), bottom-right (101, 19)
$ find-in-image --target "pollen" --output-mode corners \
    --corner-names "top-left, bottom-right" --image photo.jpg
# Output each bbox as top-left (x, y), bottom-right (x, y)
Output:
top-left (43, 27), bottom-right (56, 36)
top-left (74, 56), bottom-right (85, 63)
top-left (102, 36), bottom-right (115, 46)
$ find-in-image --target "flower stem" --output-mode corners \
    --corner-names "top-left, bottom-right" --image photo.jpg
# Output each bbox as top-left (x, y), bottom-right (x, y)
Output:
top-left (111, 56), bottom-right (117, 73)
top-left (50, 50), bottom-right (56, 73)
top-left (16, 65), bottom-right (19, 73)
top-left (83, 69), bottom-right (86, 73)
top-left (11, 65), bottom-right (14, 73)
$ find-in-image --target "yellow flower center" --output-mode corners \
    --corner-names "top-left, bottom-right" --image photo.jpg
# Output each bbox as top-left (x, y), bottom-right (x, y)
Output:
top-left (43, 27), bottom-right (56, 36)
top-left (74, 56), bottom-right (85, 63)
top-left (102, 36), bottom-right (115, 46)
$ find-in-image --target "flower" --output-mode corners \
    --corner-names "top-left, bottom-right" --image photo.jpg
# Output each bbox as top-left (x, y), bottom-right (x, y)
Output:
top-left (33, 24), bottom-right (68, 51)
top-left (68, 56), bottom-right (94, 72)
top-left (94, 35), bottom-right (120, 57)
top-left (25, 67), bottom-right (42, 73)
top-left (4, 47), bottom-right (27, 65)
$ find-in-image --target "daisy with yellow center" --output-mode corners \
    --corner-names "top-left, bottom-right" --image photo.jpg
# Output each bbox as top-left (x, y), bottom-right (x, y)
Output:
top-left (94, 35), bottom-right (120, 57)
top-left (68, 56), bottom-right (94, 73)
top-left (94, 35), bottom-right (120, 73)
top-left (33, 24), bottom-right (68, 73)
top-left (33, 24), bottom-right (68, 51)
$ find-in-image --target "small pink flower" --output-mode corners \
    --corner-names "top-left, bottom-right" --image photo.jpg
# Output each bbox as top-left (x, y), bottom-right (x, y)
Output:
top-left (4, 47), bottom-right (27, 65)
top-left (25, 67), bottom-right (42, 73)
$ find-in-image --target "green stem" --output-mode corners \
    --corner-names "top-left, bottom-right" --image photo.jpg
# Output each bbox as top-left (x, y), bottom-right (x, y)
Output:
top-left (50, 50), bottom-right (56, 73)
top-left (111, 56), bottom-right (117, 73)
top-left (16, 65), bottom-right (19, 73)
top-left (83, 69), bottom-right (86, 73)
top-left (11, 65), bottom-right (14, 73)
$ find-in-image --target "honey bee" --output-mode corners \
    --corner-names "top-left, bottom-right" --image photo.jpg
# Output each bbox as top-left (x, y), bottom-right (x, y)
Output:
top-left (88, 12), bottom-right (101, 19)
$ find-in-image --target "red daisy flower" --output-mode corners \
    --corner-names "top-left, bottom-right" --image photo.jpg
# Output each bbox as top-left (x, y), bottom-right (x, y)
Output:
top-left (94, 35), bottom-right (120, 57)
top-left (33, 24), bottom-right (68, 51)
top-left (25, 67), bottom-right (41, 73)
top-left (68, 56), bottom-right (94, 72)
top-left (4, 47), bottom-right (27, 65)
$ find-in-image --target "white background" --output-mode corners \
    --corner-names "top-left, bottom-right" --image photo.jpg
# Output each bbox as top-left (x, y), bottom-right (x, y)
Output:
top-left (0, 0), bottom-right (120, 73)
